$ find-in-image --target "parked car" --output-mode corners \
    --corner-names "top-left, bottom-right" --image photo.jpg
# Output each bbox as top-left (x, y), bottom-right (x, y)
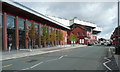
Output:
top-left (88, 43), bottom-right (93, 46)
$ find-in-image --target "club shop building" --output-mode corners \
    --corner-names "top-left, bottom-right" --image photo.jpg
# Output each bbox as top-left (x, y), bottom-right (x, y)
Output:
top-left (1, 1), bottom-right (69, 51)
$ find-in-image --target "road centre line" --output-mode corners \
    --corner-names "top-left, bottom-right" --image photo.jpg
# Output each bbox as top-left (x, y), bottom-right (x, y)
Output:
top-left (58, 56), bottom-right (64, 59)
top-left (30, 62), bottom-right (43, 69)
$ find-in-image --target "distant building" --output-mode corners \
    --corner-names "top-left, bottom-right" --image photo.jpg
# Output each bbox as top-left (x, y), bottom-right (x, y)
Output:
top-left (111, 26), bottom-right (120, 48)
top-left (68, 19), bottom-right (102, 45)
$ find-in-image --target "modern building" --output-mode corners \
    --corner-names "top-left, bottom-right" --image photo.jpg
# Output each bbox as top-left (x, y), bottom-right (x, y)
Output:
top-left (1, 1), bottom-right (70, 51)
top-left (1, 0), bottom-right (102, 51)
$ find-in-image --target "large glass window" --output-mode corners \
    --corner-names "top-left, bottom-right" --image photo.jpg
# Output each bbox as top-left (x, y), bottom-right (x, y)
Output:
top-left (28, 20), bottom-right (32, 28)
top-left (7, 15), bottom-right (15, 29)
top-left (46, 26), bottom-right (48, 33)
top-left (35, 22), bottom-right (39, 35)
top-left (7, 14), bottom-right (16, 50)
top-left (35, 22), bottom-right (39, 48)
top-left (18, 18), bottom-right (25, 30)
top-left (40, 24), bottom-right (43, 36)
top-left (28, 20), bottom-right (32, 48)
top-left (50, 27), bottom-right (52, 33)
top-left (18, 17), bottom-right (25, 49)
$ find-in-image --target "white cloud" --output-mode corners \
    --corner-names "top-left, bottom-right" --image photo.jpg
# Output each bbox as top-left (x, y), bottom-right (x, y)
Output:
top-left (20, 2), bottom-right (118, 39)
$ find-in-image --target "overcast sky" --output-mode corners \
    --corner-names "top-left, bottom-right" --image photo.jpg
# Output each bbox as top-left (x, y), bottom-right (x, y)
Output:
top-left (20, 2), bottom-right (118, 39)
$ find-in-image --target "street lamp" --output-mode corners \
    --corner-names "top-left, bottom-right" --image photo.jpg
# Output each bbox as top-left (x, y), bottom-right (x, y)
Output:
top-left (116, 0), bottom-right (120, 54)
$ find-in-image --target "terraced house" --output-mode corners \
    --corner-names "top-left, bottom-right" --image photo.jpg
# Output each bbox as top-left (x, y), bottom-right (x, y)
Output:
top-left (1, 0), bottom-right (102, 51)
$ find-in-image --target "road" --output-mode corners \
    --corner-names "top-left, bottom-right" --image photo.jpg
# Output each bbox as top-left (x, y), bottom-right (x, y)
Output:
top-left (2, 46), bottom-right (110, 71)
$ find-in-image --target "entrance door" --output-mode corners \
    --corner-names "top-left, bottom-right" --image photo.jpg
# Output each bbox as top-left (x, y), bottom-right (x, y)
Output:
top-left (7, 28), bottom-right (16, 50)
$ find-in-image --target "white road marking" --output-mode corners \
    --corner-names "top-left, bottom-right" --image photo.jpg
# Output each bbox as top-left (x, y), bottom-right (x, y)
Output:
top-left (58, 56), bottom-right (64, 59)
top-left (58, 55), bottom-right (68, 59)
top-left (103, 57), bottom-right (112, 71)
top-left (30, 62), bottom-right (43, 69)
top-left (22, 68), bottom-right (30, 70)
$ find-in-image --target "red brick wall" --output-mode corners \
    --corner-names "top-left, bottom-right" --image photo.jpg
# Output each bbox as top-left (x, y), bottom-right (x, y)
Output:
top-left (61, 30), bottom-right (67, 45)
top-left (68, 27), bottom-right (87, 44)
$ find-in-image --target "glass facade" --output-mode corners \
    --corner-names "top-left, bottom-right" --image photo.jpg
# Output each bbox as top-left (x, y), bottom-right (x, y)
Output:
top-left (2, 12), bottom-right (66, 51)
top-left (7, 14), bottom-right (16, 50)
top-left (18, 18), bottom-right (25, 49)
top-left (28, 20), bottom-right (32, 29)
top-left (7, 15), bottom-right (15, 29)
top-left (50, 27), bottom-right (52, 33)
top-left (35, 22), bottom-right (39, 48)
top-left (18, 18), bottom-right (25, 30)
top-left (40, 24), bottom-right (43, 36)
top-left (28, 20), bottom-right (32, 48)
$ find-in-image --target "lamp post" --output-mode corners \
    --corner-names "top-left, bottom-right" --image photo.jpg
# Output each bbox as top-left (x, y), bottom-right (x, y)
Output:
top-left (117, 0), bottom-right (120, 54)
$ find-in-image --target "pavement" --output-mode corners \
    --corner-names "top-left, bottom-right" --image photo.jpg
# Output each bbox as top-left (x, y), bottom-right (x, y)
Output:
top-left (114, 55), bottom-right (120, 70)
top-left (0, 44), bottom-right (87, 61)
top-left (107, 46), bottom-right (120, 71)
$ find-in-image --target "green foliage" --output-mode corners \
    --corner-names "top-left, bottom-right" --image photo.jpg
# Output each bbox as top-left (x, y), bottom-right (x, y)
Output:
top-left (29, 22), bottom-right (37, 40)
top-left (69, 33), bottom-right (78, 42)
top-left (58, 30), bottom-right (64, 41)
top-left (50, 29), bottom-right (56, 41)
top-left (42, 25), bottom-right (48, 42)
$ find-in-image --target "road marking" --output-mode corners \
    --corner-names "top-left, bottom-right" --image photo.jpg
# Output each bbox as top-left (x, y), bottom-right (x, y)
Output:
top-left (58, 55), bottom-right (68, 59)
top-left (58, 56), bottom-right (64, 59)
top-left (103, 57), bottom-right (112, 71)
top-left (2, 64), bottom-right (13, 68)
top-left (30, 62), bottom-right (43, 69)
top-left (22, 68), bottom-right (30, 70)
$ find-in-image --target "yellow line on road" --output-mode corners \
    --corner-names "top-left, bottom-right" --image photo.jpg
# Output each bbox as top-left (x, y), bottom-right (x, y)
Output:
top-left (2, 64), bottom-right (13, 68)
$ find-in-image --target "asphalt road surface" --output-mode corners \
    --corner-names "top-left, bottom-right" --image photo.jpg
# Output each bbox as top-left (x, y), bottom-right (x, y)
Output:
top-left (2, 46), bottom-right (110, 71)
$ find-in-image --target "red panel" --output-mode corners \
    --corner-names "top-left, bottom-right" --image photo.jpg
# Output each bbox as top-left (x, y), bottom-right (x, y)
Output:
top-left (3, 13), bottom-right (7, 51)
top-left (25, 19), bottom-right (28, 49)
top-left (15, 16), bottom-right (19, 50)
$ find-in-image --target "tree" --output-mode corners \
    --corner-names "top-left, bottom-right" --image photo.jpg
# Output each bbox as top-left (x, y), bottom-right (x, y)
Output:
top-left (42, 25), bottom-right (48, 47)
top-left (58, 30), bottom-right (64, 45)
top-left (29, 21), bottom-right (37, 49)
top-left (69, 33), bottom-right (78, 46)
top-left (50, 29), bottom-right (56, 46)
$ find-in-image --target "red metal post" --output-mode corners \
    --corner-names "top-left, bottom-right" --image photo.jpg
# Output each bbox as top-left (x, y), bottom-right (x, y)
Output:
top-left (15, 16), bottom-right (19, 50)
top-left (3, 12), bottom-right (7, 51)
top-left (25, 19), bottom-right (28, 49)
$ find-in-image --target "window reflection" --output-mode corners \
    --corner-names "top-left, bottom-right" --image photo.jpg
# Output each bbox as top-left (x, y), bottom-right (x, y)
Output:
top-left (7, 15), bottom-right (15, 29)
top-left (18, 18), bottom-right (25, 30)
top-left (7, 14), bottom-right (16, 50)
top-left (18, 17), bottom-right (25, 49)
top-left (40, 24), bottom-right (43, 36)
